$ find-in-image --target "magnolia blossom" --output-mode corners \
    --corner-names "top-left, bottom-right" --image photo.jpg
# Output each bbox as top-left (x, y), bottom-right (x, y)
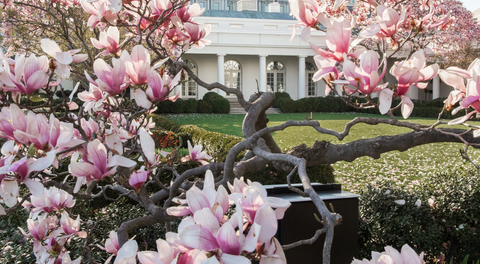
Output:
top-left (376, 5), bottom-right (406, 44)
top-left (337, 50), bottom-right (388, 95)
top-left (351, 244), bottom-right (425, 264)
top-left (91, 26), bottom-right (122, 56)
top-left (0, 150), bottom-right (56, 207)
top-left (184, 22), bottom-right (211, 49)
top-left (133, 69), bottom-right (181, 109)
top-left (70, 139), bottom-right (136, 193)
top-left (379, 50), bottom-right (439, 118)
top-left (122, 45), bottom-right (151, 86)
top-left (1, 53), bottom-right (49, 95)
top-left (129, 169), bottom-right (149, 192)
top-left (29, 186), bottom-right (75, 217)
top-left (98, 230), bottom-right (120, 264)
top-left (181, 140), bottom-right (212, 165)
top-left (89, 57), bottom-right (130, 96)
top-left (40, 38), bottom-right (87, 79)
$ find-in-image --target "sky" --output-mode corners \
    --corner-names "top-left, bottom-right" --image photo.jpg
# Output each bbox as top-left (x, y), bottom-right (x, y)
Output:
top-left (458, 0), bottom-right (480, 12)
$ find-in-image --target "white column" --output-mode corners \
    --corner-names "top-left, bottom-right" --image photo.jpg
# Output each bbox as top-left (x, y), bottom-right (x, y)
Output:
top-left (259, 55), bottom-right (267, 92)
top-left (433, 75), bottom-right (440, 99)
top-left (298, 56), bottom-right (306, 99)
top-left (217, 54), bottom-right (226, 96)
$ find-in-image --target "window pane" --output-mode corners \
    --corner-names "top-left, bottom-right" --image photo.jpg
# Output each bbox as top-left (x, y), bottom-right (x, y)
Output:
top-left (277, 73), bottom-right (284, 92)
top-left (308, 73), bottom-right (315, 96)
top-left (214, 2), bottom-right (219, 9)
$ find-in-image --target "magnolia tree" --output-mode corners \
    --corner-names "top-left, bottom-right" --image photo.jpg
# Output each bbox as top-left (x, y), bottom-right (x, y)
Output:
top-left (1, 0), bottom-right (480, 264)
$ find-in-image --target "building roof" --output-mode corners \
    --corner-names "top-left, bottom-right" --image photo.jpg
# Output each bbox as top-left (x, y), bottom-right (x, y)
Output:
top-left (202, 10), bottom-right (296, 20)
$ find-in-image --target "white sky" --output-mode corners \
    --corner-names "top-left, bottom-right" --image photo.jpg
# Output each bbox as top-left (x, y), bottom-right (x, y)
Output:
top-left (458, 0), bottom-right (480, 12)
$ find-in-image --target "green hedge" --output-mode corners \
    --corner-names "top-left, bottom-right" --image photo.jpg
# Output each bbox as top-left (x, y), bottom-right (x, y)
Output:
top-left (155, 92), bottom-right (229, 114)
top-left (276, 95), bottom-right (479, 120)
top-left (243, 162), bottom-right (335, 185)
top-left (358, 169), bottom-right (480, 263)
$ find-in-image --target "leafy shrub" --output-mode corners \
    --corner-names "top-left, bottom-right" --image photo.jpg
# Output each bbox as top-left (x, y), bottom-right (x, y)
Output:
top-left (294, 98), bottom-right (310, 112)
top-left (273, 92), bottom-right (291, 108)
top-left (179, 124), bottom-right (243, 162)
top-left (358, 170), bottom-right (480, 263)
top-left (280, 98), bottom-right (295, 113)
top-left (155, 100), bottom-right (175, 113)
top-left (210, 98), bottom-right (230, 113)
top-left (243, 163), bottom-right (335, 185)
top-left (171, 98), bottom-right (184, 113)
top-left (202, 91), bottom-right (224, 103)
top-left (197, 100), bottom-right (213, 113)
top-left (149, 114), bottom-right (181, 132)
top-left (183, 98), bottom-right (198, 113)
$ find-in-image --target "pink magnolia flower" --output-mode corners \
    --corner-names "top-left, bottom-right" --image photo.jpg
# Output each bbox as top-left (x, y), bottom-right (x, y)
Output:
top-left (133, 69), bottom-right (180, 109)
top-left (91, 26), bottom-right (122, 56)
top-left (122, 45), bottom-right (151, 86)
top-left (98, 230), bottom-right (120, 263)
top-left (379, 50), bottom-right (439, 118)
top-left (138, 127), bottom-right (169, 168)
top-left (439, 59), bottom-right (480, 124)
top-left (60, 212), bottom-right (87, 238)
top-left (309, 17), bottom-right (379, 62)
top-left (90, 57), bottom-right (130, 96)
top-left (30, 186), bottom-right (75, 216)
top-left (339, 50), bottom-right (388, 95)
top-left (70, 139), bottom-right (136, 193)
top-left (351, 244), bottom-right (424, 264)
top-left (114, 240), bottom-right (138, 264)
top-left (376, 5), bottom-right (406, 39)
top-left (313, 56), bottom-right (340, 95)
top-left (0, 150), bottom-right (56, 207)
top-left (2, 53), bottom-right (49, 95)
top-left (184, 22), bottom-right (212, 49)
top-left (172, 3), bottom-right (205, 23)
top-left (80, 0), bottom-right (119, 28)
top-left (77, 82), bottom-right (110, 114)
top-left (137, 238), bottom-right (177, 264)
top-left (180, 140), bottom-right (212, 165)
top-left (289, 0), bottom-right (325, 41)
top-left (129, 169), bottom-right (149, 192)
top-left (167, 170), bottom-right (229, 219)
top-left (40, 39), bottom-right (87, 79)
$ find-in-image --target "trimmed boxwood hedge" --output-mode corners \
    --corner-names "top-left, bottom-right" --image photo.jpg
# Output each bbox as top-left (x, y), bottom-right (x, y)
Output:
top-left (155, 92), bottom-right (229, 114)
top-left (276, 95), bottom-right (479, 120)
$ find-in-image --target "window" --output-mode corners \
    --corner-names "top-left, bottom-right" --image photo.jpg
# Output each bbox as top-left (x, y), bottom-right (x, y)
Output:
top-left (199, 2), bottom-right (204, 8)
top-left (305, 61), bottom-right (317, 96)
top-left (267, 61), bottom-right (285, 92)
top-left (182, 59), bottom-right (198, 98)
top-left (224, 60), bottom-right (242, 92)
top-left (214, 2), bottom-right (219, 10)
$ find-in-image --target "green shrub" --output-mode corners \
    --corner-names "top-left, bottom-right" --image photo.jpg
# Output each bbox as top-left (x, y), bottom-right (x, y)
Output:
top-left (358, 170), bottom-right (480, 263)
top-left (155, 100), bottom-right (175, 113)
top-left (210, 98), bottom-right (230, 113)
top-left (280, 98), bottom-right (295, 113)
top-left (294, 98), bottom-right (314, 112)
top-left (243, 163), bottom-right (335, 185)
top-left (149, 114), bottom-right (181, 132)
top-left (273, 92), bottom-right (291, 108)
top-left (202, 92), bottom-right (224, 103)
top-left (179, 125), bottom-right (243, 162)
top-left (183, 98), bottom-right (198, 113)
top-left (197, 100), bottom-right (213, 113)
top-left (171, 98), bottom-right (184, 113)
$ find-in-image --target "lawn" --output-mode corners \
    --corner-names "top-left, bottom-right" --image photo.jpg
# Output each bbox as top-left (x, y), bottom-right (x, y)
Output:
top-left (164, 112), bottom-right (480, 192)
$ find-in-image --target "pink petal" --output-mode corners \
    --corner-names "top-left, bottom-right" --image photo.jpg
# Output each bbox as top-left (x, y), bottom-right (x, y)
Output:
top-left (186, 186), bottom-right (211, 214)
top-left (179, 225), bottom-right (219, 251)
top-left (216, 222), bottom-right (241, 255)
top-left (254, 203), bottom-right (278, 246)
top-left (139, 127), bottom-right (155, 165)
top-left (401, 96), bottom-right (414, 119)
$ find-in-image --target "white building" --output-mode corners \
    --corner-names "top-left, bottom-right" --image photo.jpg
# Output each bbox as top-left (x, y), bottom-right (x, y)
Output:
top-left (178, 1), bottom-right (451, 101)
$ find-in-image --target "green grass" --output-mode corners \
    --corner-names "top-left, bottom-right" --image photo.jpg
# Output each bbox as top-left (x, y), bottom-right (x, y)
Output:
top-left (165, 113), bottom-right (480, 192)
